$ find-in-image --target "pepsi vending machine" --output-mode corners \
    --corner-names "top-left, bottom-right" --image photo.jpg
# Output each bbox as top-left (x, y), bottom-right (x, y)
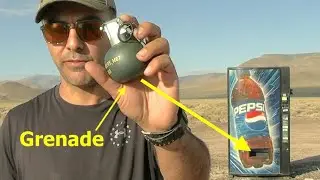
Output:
top-left (227, 67), bottom-right (291, 177)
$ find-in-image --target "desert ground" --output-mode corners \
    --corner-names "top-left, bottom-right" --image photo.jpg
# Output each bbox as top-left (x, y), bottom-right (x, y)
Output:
top-left (1, 97), bottom-right (319, 180)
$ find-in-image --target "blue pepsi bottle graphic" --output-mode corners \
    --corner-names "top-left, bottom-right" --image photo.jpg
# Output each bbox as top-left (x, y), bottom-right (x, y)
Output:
top-left (231, 70), bottom-right (273, 168)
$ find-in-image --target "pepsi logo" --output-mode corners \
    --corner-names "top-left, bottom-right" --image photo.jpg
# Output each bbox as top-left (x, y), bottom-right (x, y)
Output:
top-left (244, 110), bottom-right (267, 130)
top-left (233, 102), bottom-right (265, 115)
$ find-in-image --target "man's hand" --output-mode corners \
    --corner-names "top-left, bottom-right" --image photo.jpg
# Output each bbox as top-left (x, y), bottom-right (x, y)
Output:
top-left (85, 14), bottom-right (179, 132)
top-left (86, 14), bottom-right (211, 180)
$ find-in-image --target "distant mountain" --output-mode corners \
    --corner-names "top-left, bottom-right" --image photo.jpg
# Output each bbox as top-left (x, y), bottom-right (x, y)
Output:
top-left (17, 74), bottom-right (60, 89)
top-left (179, 52), bottom-right (320, 99)
top-left (179, 73), bottom-right (226, 99)
top-left (0, 81), bottom-right (45, 101)
top-left (1, 52), bottom-right (320, 100)
top-left (0, 92), bottom-right (9, 101)
top-left (238, 53), bottom-right (320, 88)
top-left (238, 53), bottom-right (320, 97)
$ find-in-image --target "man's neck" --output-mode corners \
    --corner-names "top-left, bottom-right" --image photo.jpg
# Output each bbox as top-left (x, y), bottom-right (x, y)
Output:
top-left (58, 80), bottom-right (111, 106)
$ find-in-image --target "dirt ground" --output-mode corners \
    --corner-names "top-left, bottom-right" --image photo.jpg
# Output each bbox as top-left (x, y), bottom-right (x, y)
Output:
top-left (1, 97), bottom-right (319, 180)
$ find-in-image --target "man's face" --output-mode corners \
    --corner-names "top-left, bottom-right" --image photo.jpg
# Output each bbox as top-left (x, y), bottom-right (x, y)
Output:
top-left (42, 2), bottom-right (112, 87)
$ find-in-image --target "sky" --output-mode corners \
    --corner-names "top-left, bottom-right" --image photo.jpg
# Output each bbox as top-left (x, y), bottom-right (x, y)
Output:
top-left (1, 0), bottom-right (320, 80)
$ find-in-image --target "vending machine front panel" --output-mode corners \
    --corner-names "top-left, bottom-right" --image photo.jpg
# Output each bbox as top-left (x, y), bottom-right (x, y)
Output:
top-left (227, 67), bottom-right (291, 177)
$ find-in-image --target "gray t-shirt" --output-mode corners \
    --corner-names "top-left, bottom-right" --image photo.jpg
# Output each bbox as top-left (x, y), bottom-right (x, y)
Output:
top-left (0, 85), bottom-right (163, 180)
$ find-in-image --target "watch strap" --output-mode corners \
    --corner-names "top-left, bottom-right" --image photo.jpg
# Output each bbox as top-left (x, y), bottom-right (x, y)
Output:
top-left (141, 108), bottom-right (189, 146)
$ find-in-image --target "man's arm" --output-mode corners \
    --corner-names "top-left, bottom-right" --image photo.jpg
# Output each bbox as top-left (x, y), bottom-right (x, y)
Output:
top-left (152, 114), bottom-right (211, 180)
top-left (0, 113), bottom-right (17, 180)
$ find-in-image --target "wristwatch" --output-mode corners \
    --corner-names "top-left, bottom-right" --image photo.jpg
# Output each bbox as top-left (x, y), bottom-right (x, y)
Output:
top-left (141, 108), bottom-right (190, 146)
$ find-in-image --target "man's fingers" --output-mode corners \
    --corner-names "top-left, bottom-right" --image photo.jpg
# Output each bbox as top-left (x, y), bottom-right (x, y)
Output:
top-left (119, 14), bottom-right (139, 25)
top-left (85, 61), bottom-right (121, 98)
top-left (136, 37), bottom-right (170, 62)
top-left (143, 54), bottom-right (174, 76)
top-left (136, 21), bottom-right (161, 41)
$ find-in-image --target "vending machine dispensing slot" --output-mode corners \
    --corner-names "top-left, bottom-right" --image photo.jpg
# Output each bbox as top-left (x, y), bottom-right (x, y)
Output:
top-left (227, 67), bottom-right (291, 177)
top-left (249, 149), bottom-right (269, 158)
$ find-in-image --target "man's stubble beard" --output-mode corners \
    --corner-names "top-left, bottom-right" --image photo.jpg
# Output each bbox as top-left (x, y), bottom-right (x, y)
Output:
top-left (54, 50), bottom-right (107, 89)
top-left (58, 63), bottom-right (98, 88)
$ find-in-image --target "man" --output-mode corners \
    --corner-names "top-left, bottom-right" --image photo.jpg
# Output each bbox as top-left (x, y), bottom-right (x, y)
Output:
top-left (0, 0), bottom-right (211, 179)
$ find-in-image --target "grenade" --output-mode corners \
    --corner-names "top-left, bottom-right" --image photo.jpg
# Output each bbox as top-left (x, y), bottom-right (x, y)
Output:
top-left (103, 18), bottom-right (147, 83)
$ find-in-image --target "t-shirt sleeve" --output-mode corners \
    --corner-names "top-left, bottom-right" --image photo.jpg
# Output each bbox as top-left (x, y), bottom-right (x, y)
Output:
top-left (0, 113), bottom-right (17, 180)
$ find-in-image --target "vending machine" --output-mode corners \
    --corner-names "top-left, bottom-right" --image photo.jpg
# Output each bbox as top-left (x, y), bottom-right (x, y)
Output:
top-left (227, 67), bottom-right (291, 177)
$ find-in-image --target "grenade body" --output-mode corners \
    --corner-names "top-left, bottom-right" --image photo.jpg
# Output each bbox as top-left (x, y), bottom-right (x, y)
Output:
top-left (104, 39), bottom-right (147, 83)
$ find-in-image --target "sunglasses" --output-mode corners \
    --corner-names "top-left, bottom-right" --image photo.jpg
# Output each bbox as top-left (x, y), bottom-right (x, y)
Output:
top-left (40, 19), bottom-right (105, 44)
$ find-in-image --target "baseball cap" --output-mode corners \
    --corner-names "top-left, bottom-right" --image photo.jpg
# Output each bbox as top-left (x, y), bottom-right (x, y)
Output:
top-left (35, 0), bottom-right (117, 23)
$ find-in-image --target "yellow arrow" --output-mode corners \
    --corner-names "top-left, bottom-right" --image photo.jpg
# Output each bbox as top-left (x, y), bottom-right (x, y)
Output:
top-left (140, 78), bottom-right (250, 151)
top-left (95, 86), bottom-right (126, 131)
